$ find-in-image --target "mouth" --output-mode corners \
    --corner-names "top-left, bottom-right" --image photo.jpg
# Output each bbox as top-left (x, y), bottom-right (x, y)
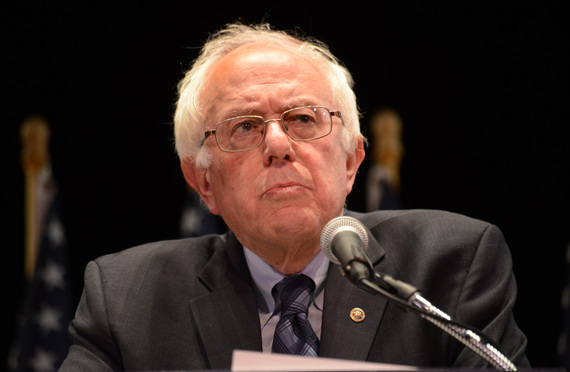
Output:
top-left (262, 182), bottom-right (308, 198)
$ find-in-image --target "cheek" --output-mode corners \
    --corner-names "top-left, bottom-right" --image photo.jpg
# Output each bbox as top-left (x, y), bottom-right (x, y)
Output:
top-left (209, 156), bottom-right (254, 203)
top-left (311, 148), bottom-right (349, 195)
top-left (210, 166), bottom-right (235, 195)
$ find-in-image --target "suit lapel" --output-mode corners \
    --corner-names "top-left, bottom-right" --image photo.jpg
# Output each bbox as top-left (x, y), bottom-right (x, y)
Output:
top-left (319, 220), bottom-right (390, 361)
top-left (190, 233), bottom-right (262, 369)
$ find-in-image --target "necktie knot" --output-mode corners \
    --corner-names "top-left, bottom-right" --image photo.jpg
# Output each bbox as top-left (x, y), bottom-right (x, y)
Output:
top-left (276, 274), bottom-right (314, 316)
top-left (272, 274), bottom-right (320, 356)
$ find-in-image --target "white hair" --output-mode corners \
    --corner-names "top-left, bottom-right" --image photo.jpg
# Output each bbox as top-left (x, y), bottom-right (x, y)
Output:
top-left (173, 23), bottom-right (362, 168)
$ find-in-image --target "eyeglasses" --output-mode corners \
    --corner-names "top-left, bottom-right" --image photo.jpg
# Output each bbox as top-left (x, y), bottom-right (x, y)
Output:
top-left (203, 106), bottom-right (343, 152)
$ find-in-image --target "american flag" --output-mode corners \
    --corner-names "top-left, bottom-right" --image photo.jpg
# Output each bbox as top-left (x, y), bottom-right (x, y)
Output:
top-left (8, 189), bottom-right (73, 372)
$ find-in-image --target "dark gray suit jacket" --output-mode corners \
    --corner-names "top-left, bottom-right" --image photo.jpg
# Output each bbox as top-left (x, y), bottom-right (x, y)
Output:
top-left (59, 210), bottom-right (529, 371)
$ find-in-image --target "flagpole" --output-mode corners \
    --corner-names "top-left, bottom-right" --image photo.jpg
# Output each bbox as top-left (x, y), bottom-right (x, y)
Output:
top-left (20, 115), bottom-right (51, 281)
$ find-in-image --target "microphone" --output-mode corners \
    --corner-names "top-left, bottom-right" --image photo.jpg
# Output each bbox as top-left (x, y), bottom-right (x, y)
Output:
top-left (319, 216), bottom-right (518, 371)
top-left (319, 216), bottom-right (372, 283)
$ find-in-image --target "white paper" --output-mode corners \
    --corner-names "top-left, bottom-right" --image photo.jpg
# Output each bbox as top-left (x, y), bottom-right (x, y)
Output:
top-left (231, 350), bottom-right (417, 371)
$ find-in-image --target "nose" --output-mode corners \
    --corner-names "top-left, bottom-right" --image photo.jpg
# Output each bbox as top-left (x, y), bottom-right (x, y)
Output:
top-left (263, 120), bottom-right (295, 164)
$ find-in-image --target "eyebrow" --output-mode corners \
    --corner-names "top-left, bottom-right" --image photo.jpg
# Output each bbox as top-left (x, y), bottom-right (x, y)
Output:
top-left (224, 108), bottom-right (257, 119)
top-left (222, 102), bottom-right (317, 120)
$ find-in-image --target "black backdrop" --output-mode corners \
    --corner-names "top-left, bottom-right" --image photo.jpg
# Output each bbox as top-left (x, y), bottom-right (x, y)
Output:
top-left (2, 2), bottom-right (569, 369)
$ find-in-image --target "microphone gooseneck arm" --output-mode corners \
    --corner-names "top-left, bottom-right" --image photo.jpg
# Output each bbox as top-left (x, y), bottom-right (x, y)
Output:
top-left (357, 275), bottom-right (518, 371)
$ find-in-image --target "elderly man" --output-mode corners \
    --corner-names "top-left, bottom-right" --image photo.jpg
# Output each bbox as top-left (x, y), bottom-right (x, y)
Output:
top-left (59, 23), bottom-right (529, 371)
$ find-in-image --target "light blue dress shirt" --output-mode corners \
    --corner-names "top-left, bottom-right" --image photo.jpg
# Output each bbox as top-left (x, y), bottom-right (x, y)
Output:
top-left (243, 247), bottom-right (330, 352)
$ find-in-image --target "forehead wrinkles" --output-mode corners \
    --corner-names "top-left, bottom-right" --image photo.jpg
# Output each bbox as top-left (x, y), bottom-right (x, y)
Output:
top-left (201, 43), bottom-right (331, 124)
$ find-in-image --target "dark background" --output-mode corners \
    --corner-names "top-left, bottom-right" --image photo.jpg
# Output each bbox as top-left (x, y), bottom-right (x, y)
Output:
top-left (2, 1), bottom-right (569, 369)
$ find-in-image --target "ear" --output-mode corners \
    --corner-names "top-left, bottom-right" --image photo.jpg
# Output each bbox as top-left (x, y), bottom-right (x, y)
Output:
top-left (346, 136), bottom-right (366, 195)
top-left (180, 155), bottom-right (219, 215)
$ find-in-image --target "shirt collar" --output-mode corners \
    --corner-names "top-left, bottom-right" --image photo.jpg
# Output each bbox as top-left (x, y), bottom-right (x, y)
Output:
top-left (243, 247), bottom-right (329, 313)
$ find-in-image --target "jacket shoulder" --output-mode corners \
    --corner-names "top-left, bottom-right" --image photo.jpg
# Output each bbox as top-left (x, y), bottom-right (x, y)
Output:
top-left (89, 233), bottom-right (237, 295)
top-left (96, 234), bottom-right (227, 268)
top-left (350, 209), bottom-right (491, 231)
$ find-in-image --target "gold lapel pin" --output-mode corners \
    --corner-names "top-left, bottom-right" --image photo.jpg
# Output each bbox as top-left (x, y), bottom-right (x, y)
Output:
top-left (350, 307), bottom-right (365, 323)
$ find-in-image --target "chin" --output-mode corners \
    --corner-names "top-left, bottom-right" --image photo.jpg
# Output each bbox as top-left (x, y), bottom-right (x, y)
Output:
top-left (271, 208), bottom-right (324, 235)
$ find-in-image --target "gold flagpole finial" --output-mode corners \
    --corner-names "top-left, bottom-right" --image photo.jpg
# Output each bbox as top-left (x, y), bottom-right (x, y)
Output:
top-left (20, 115), bottom-right (51, 280)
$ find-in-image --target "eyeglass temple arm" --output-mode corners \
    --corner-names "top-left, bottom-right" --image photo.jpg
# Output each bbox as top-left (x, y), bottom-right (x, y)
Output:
top-left (200, 130), bottom-right (216, 147)
top-left (331, 111), bottom-right (344, 126)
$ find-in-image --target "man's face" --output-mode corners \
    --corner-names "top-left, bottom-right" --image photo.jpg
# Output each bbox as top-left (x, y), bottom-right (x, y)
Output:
top-left (184, 43), bottom-right (364, 271)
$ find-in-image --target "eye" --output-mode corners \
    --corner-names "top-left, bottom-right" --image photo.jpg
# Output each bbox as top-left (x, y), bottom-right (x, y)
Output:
top-left (230, 118), bottom-right (262, 136)
top-left (284, 107), bottom-right (319, 126)
top-left (294, 114), bottom-right (315, 124)
top-left (285, 113), bottom-right (317, 128)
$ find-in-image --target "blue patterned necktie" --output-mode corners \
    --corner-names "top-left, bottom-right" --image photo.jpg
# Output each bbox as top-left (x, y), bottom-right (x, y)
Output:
top-left (272, 274), bottom-right (320, 356)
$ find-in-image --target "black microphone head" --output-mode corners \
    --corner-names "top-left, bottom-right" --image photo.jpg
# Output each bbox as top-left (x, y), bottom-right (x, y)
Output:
top-left (320, 216), bottom-right (369, 265)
